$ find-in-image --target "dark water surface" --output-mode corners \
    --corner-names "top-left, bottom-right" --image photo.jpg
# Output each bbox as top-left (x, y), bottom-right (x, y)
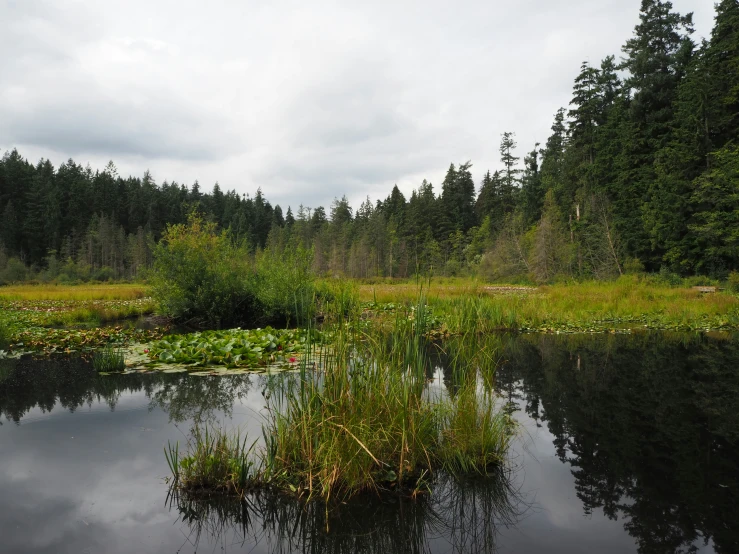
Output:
top-left (1, 332), bottom-right (737, 553)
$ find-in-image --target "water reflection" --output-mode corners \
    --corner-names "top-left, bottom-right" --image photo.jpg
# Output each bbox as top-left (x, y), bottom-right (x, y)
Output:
top-left (494, 332), bottom-right (739, 554)
top-left (0, 357), bottom-right (254, 425)
top-left (169, 469), bottom-right (525, 554)
top-left (0, 332), bottom-right (737, 553)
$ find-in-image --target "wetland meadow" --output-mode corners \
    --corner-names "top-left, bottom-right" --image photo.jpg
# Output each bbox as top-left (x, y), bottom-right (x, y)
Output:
top-left (1, 273), bottom-right (738, 553)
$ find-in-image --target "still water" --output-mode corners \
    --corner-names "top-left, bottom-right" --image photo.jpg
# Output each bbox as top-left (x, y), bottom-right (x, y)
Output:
top-left (0, 332), bottom-right (737, 553)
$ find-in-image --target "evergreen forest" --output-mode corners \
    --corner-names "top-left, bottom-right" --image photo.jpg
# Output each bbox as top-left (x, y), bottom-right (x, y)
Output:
top-left (1, 0), bottom-right (738, 284)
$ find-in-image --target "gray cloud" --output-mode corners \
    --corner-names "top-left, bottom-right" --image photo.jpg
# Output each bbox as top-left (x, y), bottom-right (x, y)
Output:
top-left (0, 0), bottom-right (716, 210)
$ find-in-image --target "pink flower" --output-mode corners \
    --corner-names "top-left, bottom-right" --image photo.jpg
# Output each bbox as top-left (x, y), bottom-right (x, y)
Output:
top-left (289, 357), bottom-right (297, 363)
top-left (144, 349), bottom-right (150, 354)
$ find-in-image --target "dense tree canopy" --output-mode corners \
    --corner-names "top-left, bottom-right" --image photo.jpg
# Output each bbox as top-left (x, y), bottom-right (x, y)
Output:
top-left (1, 0), bottom-right (738, 283)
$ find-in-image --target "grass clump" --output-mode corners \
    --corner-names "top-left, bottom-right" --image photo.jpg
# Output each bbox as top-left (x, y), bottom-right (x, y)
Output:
top-left (437, 385), bottom-right (511, 474)
top-left (92, 345), bottom-right (126, 372)
top-left (166, 426), bottom-right (258, 495)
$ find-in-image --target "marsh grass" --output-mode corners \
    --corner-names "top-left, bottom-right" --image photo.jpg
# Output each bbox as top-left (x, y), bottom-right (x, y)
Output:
top-left (392, 277), bottom-right (739, 333)
top-left (168, 290), bottom-right (514, 503)
top-left (92, 345), bottom-right (126, 372)
top-left (358, 276), bottom-right (739, 332)
top-left (166, 426), bottom-right (259, 495)
top-left (0, 284), bottom-right (148, 302)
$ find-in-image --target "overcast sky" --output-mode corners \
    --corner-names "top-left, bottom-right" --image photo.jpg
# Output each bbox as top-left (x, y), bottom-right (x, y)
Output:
top-left (0, 0), bottom-right (715, 212)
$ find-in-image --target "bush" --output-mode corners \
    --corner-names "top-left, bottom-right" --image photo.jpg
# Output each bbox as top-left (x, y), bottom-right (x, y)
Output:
top-left (654, 267), bottom-right (683, 287)
top-left (684, 275), bottom-right (720, 288)
top-left (623, 257), bottom-right (645, 275)
top-left (151, 214), bottom-right (254, 327)
top-left (92, 266), bottom-right (116, 282)
top-left (0, 257), bottom-right (28, 284)
top-left (150, 214), bottom-right (317, 327)
top-left (728, 271), bottom-right (739, 293)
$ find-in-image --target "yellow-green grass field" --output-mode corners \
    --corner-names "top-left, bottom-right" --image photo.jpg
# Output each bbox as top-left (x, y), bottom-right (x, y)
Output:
top-left (0, 284), bottom-right (156, 333)
top-left (357, 276), bottom-right (739, 333)
top-left (0, 283), bottom-right (148, 302)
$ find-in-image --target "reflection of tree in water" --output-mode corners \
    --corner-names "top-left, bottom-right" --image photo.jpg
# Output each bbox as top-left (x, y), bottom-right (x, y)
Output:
top-left (496, 332), bottom-right (739, 554)
top-left (168, 468), bottom-right (525, 554)
top-left (150, 374), bottom-right (253, 424)
top-left (0, 357), bottom-right (254, 425)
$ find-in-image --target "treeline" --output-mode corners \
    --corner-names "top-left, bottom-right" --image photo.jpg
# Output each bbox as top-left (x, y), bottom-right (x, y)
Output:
top-left (1, 0), bottom-right (738, 283)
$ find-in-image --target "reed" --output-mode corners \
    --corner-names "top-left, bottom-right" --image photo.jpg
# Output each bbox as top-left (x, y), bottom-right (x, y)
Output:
top-left (92, 345), bottom-right (126, 372)
top-left (166, 426), bottom-right (259, 495)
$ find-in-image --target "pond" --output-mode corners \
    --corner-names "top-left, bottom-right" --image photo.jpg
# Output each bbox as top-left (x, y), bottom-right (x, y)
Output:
top-left (0, 332), bottom-right (737, 554)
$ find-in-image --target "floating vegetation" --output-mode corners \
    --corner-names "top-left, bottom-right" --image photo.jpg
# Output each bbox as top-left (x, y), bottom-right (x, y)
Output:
top-left (8, 326), bottom-right (166, 356)
top-left (147, 327), bottom-right (321, 369)
top-left (92, 344), bottom-right (126, 372)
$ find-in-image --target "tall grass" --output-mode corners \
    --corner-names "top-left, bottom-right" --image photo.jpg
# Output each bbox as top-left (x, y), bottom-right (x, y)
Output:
top-left (166, 426), bottom-right (259, 495)
top-left (421, 277), bottom-right (739, 333)
top-left (92, 345), bottom-right (126, 372)
top-left (167, 290), bottom-right (514, 503)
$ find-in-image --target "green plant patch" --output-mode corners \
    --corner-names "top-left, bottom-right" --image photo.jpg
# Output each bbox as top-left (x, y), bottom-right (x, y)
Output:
top-left (146, 327), bottom-right (322, 370)
top-left (0, 298), bottom-right (156, 328)
top-left (9, 327), bottom-right (167, 356)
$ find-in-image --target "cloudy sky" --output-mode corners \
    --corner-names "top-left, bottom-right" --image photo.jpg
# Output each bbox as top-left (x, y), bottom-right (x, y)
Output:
top-left (1, 0), bottom-right (715, 211)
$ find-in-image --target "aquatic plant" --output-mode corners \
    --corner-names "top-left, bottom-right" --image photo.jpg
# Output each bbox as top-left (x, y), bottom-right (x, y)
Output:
top-left (166, 426), bottom-right (259, 494)
top-left (92, 345), bottom-right (126, 372)
top-left (148, 327), bottom-right (320, 369)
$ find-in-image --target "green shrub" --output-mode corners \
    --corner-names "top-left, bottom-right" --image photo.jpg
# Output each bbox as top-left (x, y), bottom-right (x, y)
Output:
top-left (623, 257), bottom-right (645, 275)
top-left (728, 271), bottom-right (739, 293)
top-left (684, 275), bottom-right (720, 288)
top-left (151, 214), bottom-right (254, 327)
top-left (150, 215), bottom-right (318, 327)
top-left (0, 257), bottom-right (28, 284)
top-left (653, 267), bottom-right (683, 287)
top-left (92, 266), bottom-right (116, 282)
